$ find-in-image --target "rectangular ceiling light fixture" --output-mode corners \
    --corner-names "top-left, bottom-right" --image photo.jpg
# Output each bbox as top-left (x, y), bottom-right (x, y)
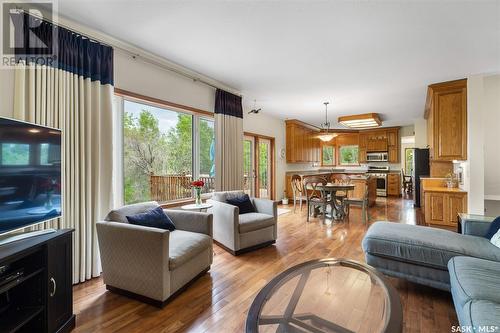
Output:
top-left (338, 113), bottom-right (382, 128)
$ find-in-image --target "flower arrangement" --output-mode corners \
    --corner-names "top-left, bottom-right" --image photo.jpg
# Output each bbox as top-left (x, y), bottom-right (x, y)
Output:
top-left (191, 180), bottom-right (205, 205)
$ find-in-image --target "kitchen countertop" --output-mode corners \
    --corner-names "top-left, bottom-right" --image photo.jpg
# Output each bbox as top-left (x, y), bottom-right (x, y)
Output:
top-left (422, 186), bottom-right (467, 193)
top-left (286, 169), bottom-right (401, 175)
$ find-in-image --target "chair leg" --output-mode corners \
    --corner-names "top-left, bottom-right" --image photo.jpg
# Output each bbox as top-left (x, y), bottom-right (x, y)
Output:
top-left (293, 198), bottom-right (296, 213)
top-left (299, 198), bottom-right (303, 211)
top-left (306, 204), bottom-right (310, 222)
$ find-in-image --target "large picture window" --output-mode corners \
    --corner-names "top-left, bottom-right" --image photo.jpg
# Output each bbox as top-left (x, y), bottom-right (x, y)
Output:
top-left (121, 98), bottom-right (215, 204)
top-left (322, 145), bottom-right (335, 166)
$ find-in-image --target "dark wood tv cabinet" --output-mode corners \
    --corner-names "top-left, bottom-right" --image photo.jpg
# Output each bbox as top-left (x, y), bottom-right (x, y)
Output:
top-left (0, 229), bottom-right (75, 333)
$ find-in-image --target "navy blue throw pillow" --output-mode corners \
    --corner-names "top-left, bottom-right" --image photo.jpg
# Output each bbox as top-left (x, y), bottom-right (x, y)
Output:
top-left (226, 194), bottom-right (255, 214)
top-left (485, 216), bottom-right (500, 240)
top-left (126, 206), bottom-right (176, 231)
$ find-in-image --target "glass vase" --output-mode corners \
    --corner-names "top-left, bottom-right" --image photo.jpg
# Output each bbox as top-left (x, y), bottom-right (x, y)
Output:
top-left (195, 187), bottom-right (202, 205)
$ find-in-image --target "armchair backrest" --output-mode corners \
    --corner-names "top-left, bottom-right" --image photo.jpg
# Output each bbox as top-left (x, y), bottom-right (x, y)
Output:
top-left (211, 190), bottom-right (246, 203)
top-left (105, 201), bottom-right (159, 223)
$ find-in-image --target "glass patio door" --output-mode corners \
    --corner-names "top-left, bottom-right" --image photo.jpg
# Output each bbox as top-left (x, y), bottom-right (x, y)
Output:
top-left (243, 133), bottom-right (274, 199)
top-left (243, 136), bottom-right (256, 196)
top-left (258, 138), bottom-right (272, 199)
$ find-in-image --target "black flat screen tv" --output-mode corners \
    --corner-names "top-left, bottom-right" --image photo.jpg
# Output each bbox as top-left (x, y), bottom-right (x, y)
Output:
top-left (0, 117), bottom-right (62, 234)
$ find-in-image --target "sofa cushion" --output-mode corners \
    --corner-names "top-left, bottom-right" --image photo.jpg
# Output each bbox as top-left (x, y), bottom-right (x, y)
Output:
top-left (449, 256), bottom-right (500, 309)
top-left (485, 216), bottom-right (500, 239)
top-left (459, 300), bottom-right (500, 332)
top-left (211, 191), bottom-right (246, 203)
top-left (239, 213), bottom-right (275, 233)
top-left (105, 201), bottom-right (159, 223)
top-left (226, 194), bottom-right (255, 214)
top-left (169, 230), bottom-right (211, 270)
top-left (362, 222), bottom-right (500, 270)
top-left (126, 206), bottom-right (176, 231)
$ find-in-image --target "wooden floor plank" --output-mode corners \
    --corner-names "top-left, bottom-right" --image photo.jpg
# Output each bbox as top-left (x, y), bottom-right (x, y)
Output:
top-left (73, 195), bottom-right (457, 332)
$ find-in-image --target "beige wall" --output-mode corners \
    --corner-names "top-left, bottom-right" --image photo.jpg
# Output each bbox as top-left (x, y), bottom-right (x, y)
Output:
top-left (483, 75), bottom-right (500, 200)
top-left (413, 118), bottom-right (427, 148)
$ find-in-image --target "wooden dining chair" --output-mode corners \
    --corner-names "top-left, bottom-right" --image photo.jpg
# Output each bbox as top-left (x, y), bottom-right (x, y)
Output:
top-left (345, 182), bottom-right (369, 224)
top-left (402, 169), bottom-right (413, 193)
top-left (303, 176), bottom-right (329, 223)
top-left (291, 175), bottom-right (307, 212)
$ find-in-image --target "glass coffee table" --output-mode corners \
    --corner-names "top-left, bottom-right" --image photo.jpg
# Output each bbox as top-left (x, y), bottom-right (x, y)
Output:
top-left (246, 259), bottom-right (402, 333)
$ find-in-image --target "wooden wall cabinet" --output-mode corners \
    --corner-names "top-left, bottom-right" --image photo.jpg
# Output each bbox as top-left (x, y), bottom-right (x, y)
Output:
top-left (425, 79), bottom-right (467, 161)
top-left (387, 173), bottom-right (401, 196)
top-left (424, 191), bottom-right (467, 227)
top-left (358, 133), bottom-right (368, 163)
top-left (387, 128), bottom-right (399, 163)
top-left (358, 128), bottom-right (399, 163)
top-left (286, 120), bottom-right (321, 163)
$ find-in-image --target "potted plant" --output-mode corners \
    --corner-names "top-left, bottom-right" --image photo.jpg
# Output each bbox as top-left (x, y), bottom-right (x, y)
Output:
top-left (191, 179), bottom-right (205, 205)
top-left (282, 191), bottom-right (289, 205)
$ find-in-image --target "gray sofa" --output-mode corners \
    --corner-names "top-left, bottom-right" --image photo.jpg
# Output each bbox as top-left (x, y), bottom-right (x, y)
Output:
top-left (207, 191), bottom-right (277, 255)
top-left (96, 201), bottom-right (213, 307)
top-left (362, 217), bottom-right (500, 331)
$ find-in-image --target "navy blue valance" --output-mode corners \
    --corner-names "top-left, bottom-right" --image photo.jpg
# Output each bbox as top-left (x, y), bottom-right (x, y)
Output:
top-left (215, 89), bottom-right (243, 119)
top-left (12, 12), bottom-right (114, 85)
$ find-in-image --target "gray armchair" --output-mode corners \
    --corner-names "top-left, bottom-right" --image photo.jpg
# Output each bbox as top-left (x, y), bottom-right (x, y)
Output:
top-left (207, 191), bottom-right (277, 255)
top-left (96, 201), bottom-right (213, 307)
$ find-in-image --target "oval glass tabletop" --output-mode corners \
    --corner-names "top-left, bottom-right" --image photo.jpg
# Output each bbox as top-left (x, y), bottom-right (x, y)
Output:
top-left (246, 259), bottom-right (402, 333)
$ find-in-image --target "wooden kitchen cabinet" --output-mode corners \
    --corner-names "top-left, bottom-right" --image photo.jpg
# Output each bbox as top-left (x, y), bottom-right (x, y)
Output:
top-left (387, 173), bottom-right (401, 196)
top-left (358, 133), bottom-right (368, 163)
top-left (387, 128), bottom-right (400, 163)
top-left (285, 120), bottom-right (321, 163)
top-left (425, 79), bottom-right (467, 161)
top-left (423, 190), bottom-right (467, 228)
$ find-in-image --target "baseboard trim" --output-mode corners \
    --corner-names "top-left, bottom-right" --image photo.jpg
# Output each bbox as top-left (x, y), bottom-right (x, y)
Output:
top-left (214, 239), bottom-right (276, 256)
top-left (106, 267), bottom-right (210, 308)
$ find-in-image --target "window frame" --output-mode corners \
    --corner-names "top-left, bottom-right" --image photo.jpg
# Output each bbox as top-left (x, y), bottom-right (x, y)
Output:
top-left (114, 89), bottom-right (215, 206)
top-left (338, 145), bottom-right (360, 166)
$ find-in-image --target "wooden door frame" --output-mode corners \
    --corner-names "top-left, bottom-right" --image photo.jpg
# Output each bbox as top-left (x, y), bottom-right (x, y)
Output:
top-left (244, 132), bottom-right (276, 200)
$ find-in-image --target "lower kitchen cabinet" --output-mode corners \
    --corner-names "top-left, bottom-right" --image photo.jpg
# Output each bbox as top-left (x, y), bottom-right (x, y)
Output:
top-left (423, 190), bottom-right (467, 228)
top-left (387, 173), bottom-right (400, 196)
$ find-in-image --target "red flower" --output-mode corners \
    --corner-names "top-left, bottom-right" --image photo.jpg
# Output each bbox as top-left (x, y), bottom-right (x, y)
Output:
top-left (191, 180), bottom-right (204, 188)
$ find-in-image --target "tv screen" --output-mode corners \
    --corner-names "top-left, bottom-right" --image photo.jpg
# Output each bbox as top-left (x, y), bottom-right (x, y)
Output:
top-left (0, 117), bottom-right (62, 234)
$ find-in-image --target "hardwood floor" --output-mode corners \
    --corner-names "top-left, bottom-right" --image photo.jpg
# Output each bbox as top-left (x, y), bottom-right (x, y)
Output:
top-left (73, 196), bottom-right (457, 333)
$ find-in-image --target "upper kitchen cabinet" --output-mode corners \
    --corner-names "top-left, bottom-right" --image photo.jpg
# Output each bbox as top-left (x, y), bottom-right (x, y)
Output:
top-left (387, 128), bottom-right (399, 163)
top-left (425, 79), bottom-right (467, 161)
top-left (285, 120), bottom-right (321, 163)
top-left (358, 127), bottom-right (399, 163)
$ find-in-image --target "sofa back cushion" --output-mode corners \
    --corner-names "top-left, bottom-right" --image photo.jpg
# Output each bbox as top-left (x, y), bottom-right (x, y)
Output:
top-left (211, 190), bottom-right (246, 203)
top-left (105, 201), bottom-right (159, 223)
top-left (126, 206), bottom-right (176, 231)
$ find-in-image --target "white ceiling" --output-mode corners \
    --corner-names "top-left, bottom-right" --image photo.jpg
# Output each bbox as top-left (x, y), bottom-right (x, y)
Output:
top-left (56, 0), bottom-right (500, 127)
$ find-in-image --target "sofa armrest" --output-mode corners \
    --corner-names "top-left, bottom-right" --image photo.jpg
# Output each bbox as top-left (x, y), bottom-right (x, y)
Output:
top-left (461, 216), bottom-right (495, 237)
top-left (96, 221), bottom-right (171, 300)
top-left (252, 198), bottom-right (278, 218)
top-left (207, 199), bottom-right (239, 250)
top-left (164, 210), bottom-right (213, 236)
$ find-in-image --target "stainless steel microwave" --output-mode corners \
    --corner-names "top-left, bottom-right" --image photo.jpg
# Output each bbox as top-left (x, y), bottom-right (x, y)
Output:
top-left (366, 152), bottom-right (388, 162)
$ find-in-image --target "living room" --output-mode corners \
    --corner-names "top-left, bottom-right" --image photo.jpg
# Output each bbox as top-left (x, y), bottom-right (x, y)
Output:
top-left (0, 1), bottom-right (499, 333)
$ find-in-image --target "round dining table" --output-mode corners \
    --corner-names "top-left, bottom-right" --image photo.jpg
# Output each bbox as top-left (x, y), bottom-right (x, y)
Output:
top-left (306, 183), bottom-right (355, 220)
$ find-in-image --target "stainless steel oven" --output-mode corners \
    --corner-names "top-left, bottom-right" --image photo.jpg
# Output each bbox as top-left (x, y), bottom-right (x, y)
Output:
top-left (366, 152), bottom-right (388, 162)
top-left (367, 166), bottom-right (389, 197)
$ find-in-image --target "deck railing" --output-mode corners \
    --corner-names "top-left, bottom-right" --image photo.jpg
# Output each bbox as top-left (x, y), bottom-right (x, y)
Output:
top-left (150, 174), bottom-right (216, 202)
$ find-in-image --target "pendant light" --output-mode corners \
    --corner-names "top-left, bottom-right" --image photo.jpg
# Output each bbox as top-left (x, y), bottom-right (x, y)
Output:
top-left (318, 102), bottom-right (337, 142)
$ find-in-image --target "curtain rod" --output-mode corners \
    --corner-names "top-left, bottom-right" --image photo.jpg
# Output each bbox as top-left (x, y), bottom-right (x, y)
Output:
top-left (18, 7), bottom-right (241, 96)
